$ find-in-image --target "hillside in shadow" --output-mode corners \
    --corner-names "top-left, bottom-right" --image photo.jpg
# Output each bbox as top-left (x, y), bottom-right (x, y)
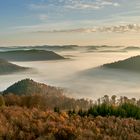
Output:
top-left (0, 59), bottom-right (29, 75)
top-left (102, 55), bottom-right (140, 72)
top-left (0, 49), bottom-right (65, 61)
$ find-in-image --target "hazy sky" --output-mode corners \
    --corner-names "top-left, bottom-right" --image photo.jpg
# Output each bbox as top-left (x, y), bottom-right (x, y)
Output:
top-left (1, 0), bottom-right (140, 46)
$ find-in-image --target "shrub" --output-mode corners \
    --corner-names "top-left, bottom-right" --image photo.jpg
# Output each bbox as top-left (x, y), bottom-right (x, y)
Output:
top-left (0, 95), bottom-right (5, 106)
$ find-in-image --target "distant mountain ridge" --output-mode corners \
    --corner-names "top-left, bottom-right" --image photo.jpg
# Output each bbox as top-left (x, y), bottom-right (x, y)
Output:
top-left (0, 59), bottom-right (28, 75)
top-left (0, 49), bottom-right (65, 61)
top-left (31, 45), bottom-right (79, 51)
top-left (0, 45), bottom-right (79, 52)
top-left (102, 55), bottom-right (140, 72)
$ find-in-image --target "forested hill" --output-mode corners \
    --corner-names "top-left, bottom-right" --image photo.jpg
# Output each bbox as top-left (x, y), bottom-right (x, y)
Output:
top-left (0, 49), bottom-right (65, 61)
top-left (102, 55), bottom-right (140, 72)
top-left (3, 79), bottom-right (63, 96)
top-left (2, 79), bottom-right (92, 110)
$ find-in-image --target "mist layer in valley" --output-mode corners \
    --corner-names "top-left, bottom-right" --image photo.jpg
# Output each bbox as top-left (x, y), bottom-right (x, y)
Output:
top-left (1, 45), bottom-right (140, 100)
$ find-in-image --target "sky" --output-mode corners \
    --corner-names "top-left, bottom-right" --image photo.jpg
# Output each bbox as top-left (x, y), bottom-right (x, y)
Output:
top-left (1, 0), bottom-right (140, 46)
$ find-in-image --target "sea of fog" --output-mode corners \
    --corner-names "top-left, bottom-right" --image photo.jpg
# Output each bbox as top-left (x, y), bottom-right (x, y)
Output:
top-left (1, 49), bottom-right (140, 100)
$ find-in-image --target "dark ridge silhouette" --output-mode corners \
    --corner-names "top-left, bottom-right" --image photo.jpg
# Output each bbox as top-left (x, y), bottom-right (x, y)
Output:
top-left (86, 46), bottom-right (98, 50)
top-left (0, 59), bottom-right (28, 75)
top-left (0, 45), bottom-right (79, 52)
top-left (0, 49), bottom-right (65, 61)
top-left (98, 50), bottom-right (126, 53)
top-left (86, 45), bottom-right (121, 50)
top-left (123, 46), bottom-right (140, 51)
top-left (97, 45), bottom-right (122, 48)
top-left (3, 79), bottom-right (63, 96)
top-left (33, 45), bottom-right (79, 51)
top-left (102, 55), bottom-right (140, 72)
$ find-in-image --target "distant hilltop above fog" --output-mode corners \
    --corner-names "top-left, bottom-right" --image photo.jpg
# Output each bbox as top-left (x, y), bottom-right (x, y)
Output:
top-left (29, 45), bottom-right (79, 51)
top-left (80, 55), bottom-right (140, 79)
top-left (0, 49), bottom-right (65, 61)
top-left (3, 79), bottom-right (63, 96)
top-left (102, 55), bottom-right (140, 72)
top-left (0, 59), bottom-right (28, 75)
top-left (122, 46), bottom-right (140, 51)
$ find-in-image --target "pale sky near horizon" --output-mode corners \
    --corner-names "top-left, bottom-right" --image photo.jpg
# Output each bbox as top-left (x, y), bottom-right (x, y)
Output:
top-left (1, 0), bottom-right (140, 46)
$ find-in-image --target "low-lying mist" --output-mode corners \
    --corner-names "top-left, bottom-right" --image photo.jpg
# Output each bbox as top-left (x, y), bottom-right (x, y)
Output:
top-left (1, 49), bottom-right (140, 100)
